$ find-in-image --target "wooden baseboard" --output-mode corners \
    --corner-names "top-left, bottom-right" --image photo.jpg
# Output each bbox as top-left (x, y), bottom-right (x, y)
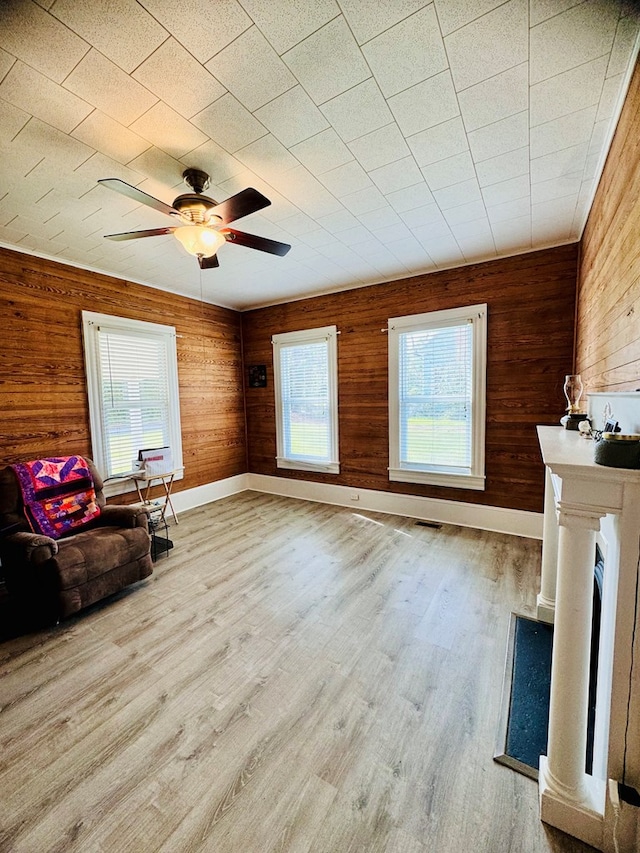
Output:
top-left (170, 473), bottom-right (543, 539)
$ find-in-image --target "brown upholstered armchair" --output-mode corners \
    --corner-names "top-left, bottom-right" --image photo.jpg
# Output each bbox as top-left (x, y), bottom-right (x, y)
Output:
top-left (0, 458), bottom-right (152, 623)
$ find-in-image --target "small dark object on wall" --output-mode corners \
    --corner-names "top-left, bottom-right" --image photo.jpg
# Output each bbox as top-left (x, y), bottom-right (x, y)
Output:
top-left (248, 364), bottom-right (267, 388)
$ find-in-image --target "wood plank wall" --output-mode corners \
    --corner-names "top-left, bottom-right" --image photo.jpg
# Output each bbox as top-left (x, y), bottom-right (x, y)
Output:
top-left (242, 245), bottom-right (578, 514)
top-left (0, 247), bottom-right (246, 494)
top-left (576, 57), bottom-right (640, 392)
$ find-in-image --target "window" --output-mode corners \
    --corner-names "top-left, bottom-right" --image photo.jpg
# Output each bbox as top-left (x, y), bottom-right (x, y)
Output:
top-left (82, 311), bottom-right (183, 487)
top-left (272, 325), bottom-right (339, 474)
top-left (388, 304), bottom-right (487, 490)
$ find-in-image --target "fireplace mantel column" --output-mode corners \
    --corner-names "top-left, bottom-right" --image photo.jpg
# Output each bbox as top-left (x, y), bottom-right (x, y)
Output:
top-left (539, 502), bottom-right (604, 819)
top-left (536, 425), bottom-right (640, 852)
top-left (537, 466), bottom-right (559, 623)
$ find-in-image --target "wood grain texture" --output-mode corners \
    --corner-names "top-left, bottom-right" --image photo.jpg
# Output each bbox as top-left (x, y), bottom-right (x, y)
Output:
top-left (0, 247), bottom-right (246, 494)
top-left (576, 57), bottom-right (640, 392)
top-left (0, 493), bottom-right (596, 853)
top-left (242, 245), bottom-right (578, 514)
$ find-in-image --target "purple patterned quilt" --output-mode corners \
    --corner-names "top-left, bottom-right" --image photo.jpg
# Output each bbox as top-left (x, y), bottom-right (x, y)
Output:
top-left (11, 456), bottom-right (101, 539)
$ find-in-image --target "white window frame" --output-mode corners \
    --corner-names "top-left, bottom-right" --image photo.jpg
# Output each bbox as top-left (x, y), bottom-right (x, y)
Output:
top-left (82, 311), bottom-right (183, 496)
top-left (272, 325), bottom-right (340, 474)
top-left (388, 304), bottom-right (487, 490)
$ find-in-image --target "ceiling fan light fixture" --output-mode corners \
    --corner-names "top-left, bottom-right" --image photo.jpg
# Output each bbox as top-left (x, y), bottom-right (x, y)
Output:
top-left (99, 175), bottom-right (290, 267)
top-left (174, 225), bottom-right (225, 258)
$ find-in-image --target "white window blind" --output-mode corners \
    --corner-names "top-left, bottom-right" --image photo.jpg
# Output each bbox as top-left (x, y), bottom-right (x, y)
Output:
top-left (82, 312), bottom-right (183, 489)
top-left (98, 327), bottom-right (171, 476)
top-left (399, 322), bottom-right (473, 470)
top-left (272, 326), bottom-right (339, 474)
top-left (389, 305), bottom-right (486, 490)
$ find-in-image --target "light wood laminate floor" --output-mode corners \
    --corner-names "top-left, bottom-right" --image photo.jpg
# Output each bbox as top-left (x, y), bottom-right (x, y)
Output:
top-left (0, 492), bottom-right (597, 853)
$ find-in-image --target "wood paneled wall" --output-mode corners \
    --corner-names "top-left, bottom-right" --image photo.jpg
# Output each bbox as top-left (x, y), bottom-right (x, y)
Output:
top-left (0, 247), bottom-right (246, 494)
top-left (576, 57), bottom-right (640, 392)
top-left (0, 241), bottom-right (582, 516)
top-left (242, 244), bottom-right (578, 514)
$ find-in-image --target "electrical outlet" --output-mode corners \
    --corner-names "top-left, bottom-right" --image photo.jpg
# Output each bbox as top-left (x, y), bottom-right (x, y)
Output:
top-left (350, 493), bottom-right (359, 501)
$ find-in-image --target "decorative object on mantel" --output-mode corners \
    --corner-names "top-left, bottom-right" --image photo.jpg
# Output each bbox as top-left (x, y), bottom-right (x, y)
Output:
top-left (581, 396), bottom-right (636, 451)
top-left (594, 432), bottom-right (640, 468)
top-left (578, 419), bottom-right (593, 437)
top-left (560, 374), bottom-right (587, 430)
top-left (560, 414), bottom-right (587, 430)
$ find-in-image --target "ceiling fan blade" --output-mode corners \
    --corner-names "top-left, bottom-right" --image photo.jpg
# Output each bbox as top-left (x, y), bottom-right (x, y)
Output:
top-left (104, 227), bottom-right (176, 241)
top-left (223, 228), bottom-right (291, 256)
top-left (198, 254), bottom-right (220, 269)
top-left (98, 178), bottom-right (179, 217)
top-left (209, 188), bottom-right (271, 225)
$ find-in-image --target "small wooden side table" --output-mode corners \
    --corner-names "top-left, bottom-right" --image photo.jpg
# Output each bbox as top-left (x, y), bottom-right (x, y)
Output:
top-left (130, 469), bottom-right (182, 524)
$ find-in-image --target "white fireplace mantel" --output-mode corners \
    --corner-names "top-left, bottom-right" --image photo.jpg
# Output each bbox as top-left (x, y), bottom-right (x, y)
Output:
top-left (536, 426), bottom-right (640, 852)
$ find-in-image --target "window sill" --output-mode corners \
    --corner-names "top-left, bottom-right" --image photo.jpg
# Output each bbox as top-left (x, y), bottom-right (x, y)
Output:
top-left (276, 458), bottom-right (340, 475)
top-left (389, 467), bottom-right (485, 491)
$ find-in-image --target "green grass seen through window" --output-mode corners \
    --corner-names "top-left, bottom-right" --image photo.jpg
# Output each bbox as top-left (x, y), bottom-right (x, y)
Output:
top-left (287, 417), bottom-right (470, 467)
top-left (288, 422), bottom-right (329, 458)
top-left (404, 416), bottom-right (469, 466)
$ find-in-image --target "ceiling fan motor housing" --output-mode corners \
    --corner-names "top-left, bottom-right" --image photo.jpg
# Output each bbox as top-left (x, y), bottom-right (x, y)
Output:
top-left (173, 194), bottom-right (219, 224)
top-left (174, 169), bottom-right (220, 224)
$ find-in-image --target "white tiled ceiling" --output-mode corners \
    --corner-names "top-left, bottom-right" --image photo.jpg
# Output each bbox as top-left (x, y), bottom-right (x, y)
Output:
top-left (0, 0), bottom-right (638, 310)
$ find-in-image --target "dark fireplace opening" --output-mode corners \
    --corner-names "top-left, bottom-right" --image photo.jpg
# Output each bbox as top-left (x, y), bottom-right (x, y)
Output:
top-left (586, 543), bottom-right (605, 774)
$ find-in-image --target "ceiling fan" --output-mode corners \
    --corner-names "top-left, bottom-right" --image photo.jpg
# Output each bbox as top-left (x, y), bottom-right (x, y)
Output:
top-left (98, 168), bottom-right (291, 269)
